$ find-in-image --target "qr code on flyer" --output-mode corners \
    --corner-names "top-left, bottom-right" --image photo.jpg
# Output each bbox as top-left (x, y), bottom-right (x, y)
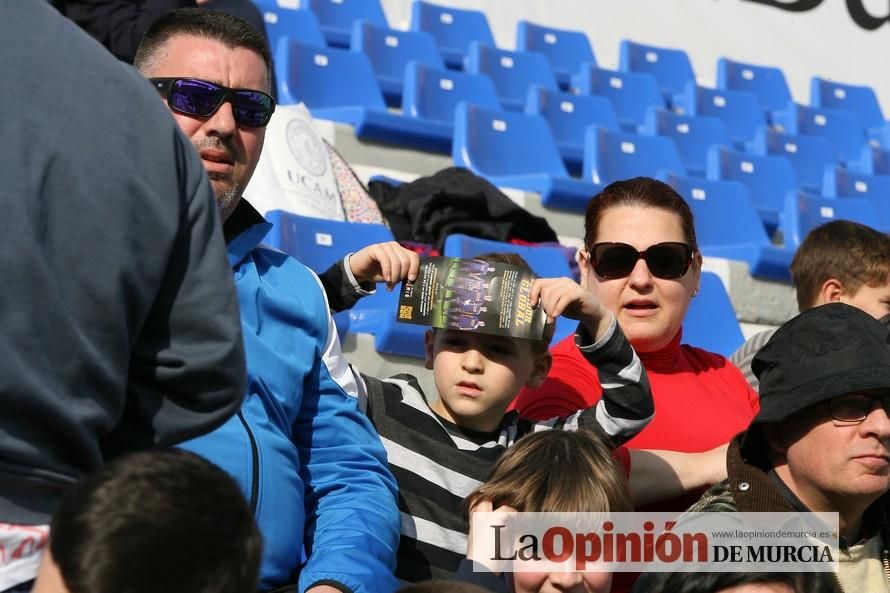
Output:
top-left (398, 305), bottom-right (414, 320)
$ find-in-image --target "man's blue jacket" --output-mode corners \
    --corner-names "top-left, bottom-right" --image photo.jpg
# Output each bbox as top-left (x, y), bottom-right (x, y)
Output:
top-left (182, 201), bottom-right (399, 593)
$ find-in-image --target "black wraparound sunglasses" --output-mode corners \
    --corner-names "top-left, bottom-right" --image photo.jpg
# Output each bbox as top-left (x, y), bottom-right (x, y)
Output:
top-left (589, 242), bottom-right (694, 279)
top-left (149, 77), bottom-right (275, 128)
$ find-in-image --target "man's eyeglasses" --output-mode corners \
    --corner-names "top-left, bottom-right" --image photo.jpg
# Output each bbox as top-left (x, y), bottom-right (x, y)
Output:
top-left (588, 242), bottom-right (694, 280)
top-left (149, 77), bottom-right (275, 128)
top-left (829, 394), bottom-right (890, 423)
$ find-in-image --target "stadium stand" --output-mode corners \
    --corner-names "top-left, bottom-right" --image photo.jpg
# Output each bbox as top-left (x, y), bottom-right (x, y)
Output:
top-left (515, 20), bottom-right (596, 89)
top-left (747, 127), bottom-right (836, 194)
top-left (571, 65), bottom-right (665, 132)
top-left (410, 0), bottom-right (495, 70)
top-left (619, 40), bottom-right (696, 105)
top-left (811, 76), bottom-right (886, 131)
top-left (716, 57), bottom-right (793, 117)
top-left (640, 108), bottom-right (732, 177)
top-left (350, 20), bottom-right (444, 107)
top-left (673, 82), bottom-right (766, 148)
top-left (452, 101), bottom-right (601, 211)
top-left (525, 84), bottom-right (620, 174)
top-left (464, 42), bottom-right (558, 112)
top-left (302, 0), bottom-right (388, 47)
top-left (772, 103), bottom-right (868, 163)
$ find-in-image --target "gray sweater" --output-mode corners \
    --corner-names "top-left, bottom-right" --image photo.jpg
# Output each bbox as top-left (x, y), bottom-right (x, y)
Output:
top-left (0, 0), bottom-right (246, 524)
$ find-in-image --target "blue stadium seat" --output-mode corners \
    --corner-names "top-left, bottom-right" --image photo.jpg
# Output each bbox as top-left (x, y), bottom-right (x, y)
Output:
top-left (772, 103), bottom-right (867, 163)
top-left (619, 40), bottom-right (696, 105)
top-left (277, 41), bottom-right (453, 152)
top-left (822, 167), bottom-right (890, 232)
top-left (301, 0), bottom-right (387, 47)
top-left (683, 271), bottom-right (745, 357)
top-left (673, 82), bottom-right (766, 149)
top-left (781, 192), bottom-right (881, 250)
top-left (716, 57), bottom-right (792, 116)
top-left (849, 145), bottom-right (890, 176)
top-left (452, 102), bottom-right (602, 212)
top-left (640, 108), bottom-right (731, 177)
top-left (664, 173), bottom-right (793, 281)
top-left (464, 42), bottom-right (558, 112)
top-left (350, 20), bottom-right (443, 107)
top-left (516, 20), bottom-right (595, 89)
top-left (410, 0), bottom-right (495, 70)
top-left (747, 127), bottom-right (835, 194)
top-left (811, 76), bottom-right (885, 131)
top-left (706, 145), bottom-right (798, 236)
top-left (262, 7), bottom-right (326, 54)
top-left (442, 234), bottom-right (579, 344)
top-left (584, 127), bottom-right (685, 187)
top-left (571, 65), bottom-right (664, 133)
top-left (525, 85), bottom-right (620, 174)
top-left (264, 211), bottom-right (427, 357)
top-left (401, 61), bottom-right (501, 152)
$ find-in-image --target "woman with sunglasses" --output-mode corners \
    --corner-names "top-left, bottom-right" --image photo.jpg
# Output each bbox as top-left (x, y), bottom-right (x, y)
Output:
top-left (513, 177), bottom-right (758, 510)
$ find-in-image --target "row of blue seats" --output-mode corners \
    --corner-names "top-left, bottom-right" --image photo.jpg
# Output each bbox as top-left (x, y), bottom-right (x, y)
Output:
top-left (271, 34), bottom-right (888, 186)
top-left (255, 0), bottom-right (889, 141)
top-left (262, 211), bottom-right (745, 359)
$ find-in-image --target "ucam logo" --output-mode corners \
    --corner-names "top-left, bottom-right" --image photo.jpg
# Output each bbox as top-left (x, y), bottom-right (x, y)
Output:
top-left (743, 0), bottom-right (890, 30)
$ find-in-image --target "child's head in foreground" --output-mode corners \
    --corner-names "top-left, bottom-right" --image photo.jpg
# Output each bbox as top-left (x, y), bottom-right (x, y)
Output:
top-left (465, 429), bottom-right (632, 593)
top-left (32, 449), bottom-right (261, 593)
top-left (425, 253), bottom-right (555, 433)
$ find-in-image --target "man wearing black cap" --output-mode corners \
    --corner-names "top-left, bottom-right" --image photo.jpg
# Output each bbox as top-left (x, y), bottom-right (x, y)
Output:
top-left (685, 303), bottom-right (890, 591)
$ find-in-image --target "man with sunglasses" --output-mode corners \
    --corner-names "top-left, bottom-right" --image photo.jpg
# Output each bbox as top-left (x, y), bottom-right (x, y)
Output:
top-left (679, 303), bottom-right (890, 592)
top-left (134, 9), bottom-right (400, 593)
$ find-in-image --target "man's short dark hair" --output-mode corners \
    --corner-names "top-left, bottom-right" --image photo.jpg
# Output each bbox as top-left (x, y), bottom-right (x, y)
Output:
top-left (50, 449), bottom-right (262, 593)
top-left (134, 8), bottom-right (272, 87)
top-left (635, 570), bottom-right (836, 593)
top-left (790, 220), bottom-right (890, 311)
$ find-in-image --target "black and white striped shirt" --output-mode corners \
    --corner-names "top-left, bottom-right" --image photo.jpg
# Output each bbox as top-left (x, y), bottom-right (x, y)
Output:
top-left (359, 318), bottom-right (654, 581)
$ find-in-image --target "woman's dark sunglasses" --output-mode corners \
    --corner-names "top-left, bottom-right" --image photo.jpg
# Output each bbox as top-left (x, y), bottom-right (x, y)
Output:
top-left (589, 242), bottom-right (693, 279)
top-left (149, 77), bottom-right (275, 128)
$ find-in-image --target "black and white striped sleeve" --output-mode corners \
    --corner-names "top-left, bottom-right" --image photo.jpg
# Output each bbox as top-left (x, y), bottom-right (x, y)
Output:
top-left (570, 316), bottom-right (654, 446)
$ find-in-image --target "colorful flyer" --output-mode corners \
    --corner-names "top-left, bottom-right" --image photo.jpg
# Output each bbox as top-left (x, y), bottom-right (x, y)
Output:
top-left (397, 257), bottom-right (547, 339)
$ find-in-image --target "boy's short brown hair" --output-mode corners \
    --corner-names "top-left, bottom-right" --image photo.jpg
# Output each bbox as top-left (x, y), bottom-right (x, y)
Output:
top-left (790, 221), bottom-right (890, 311)
top-left (464, 429), bottom-right (631, 515)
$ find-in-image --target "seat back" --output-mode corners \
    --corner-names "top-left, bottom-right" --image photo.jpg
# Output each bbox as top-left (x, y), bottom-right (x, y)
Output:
top-left (584, 126), bottom-right (685, 185)
top-left (773, 103), bottom-right (867, 163)
top-left (262, 7), bottom-right (326, 54)
top-left (716, 57), bottom-right (792, 114)
top-left (683, 271), bottom-right (745, 357)
top-left (675, 82), bottom-right (766, 147)
top-left (706, 146), bottom-right (798, 226)
top-left (403, 62), bottom-right (500, 122)
top-left (782, 192), bottom-right (880, 249)
top-left (465, 42), bottom-right (558, 111)
top-left (571, 65), bottom-right (664, 132)
top-left (302, 0), bottom-right (387, 46)
top-left (525, 85), bottom-right (619, 151)
top-left (350, 21), bottom-right (443, 103)
top-left (748, 127), bottom-right (835, 193)
top-left (619, 39), bottom-right (696, 101)
top-left (811, 77), bottom-right (885, 130)
top-left (452, 102), bottom-right (567, 177)
top-left (822, 168), bottom-right (890, 231)
top-left (276, 40), bottom-right (386, 109)
top-left (665, 173), bottom-right (772, 249)
top-left (516, 20), bottom-right (595, 86)
top-left (410, 0), bottom-right (494, 69)
top-left (641, 108), bottom-right (731, 176)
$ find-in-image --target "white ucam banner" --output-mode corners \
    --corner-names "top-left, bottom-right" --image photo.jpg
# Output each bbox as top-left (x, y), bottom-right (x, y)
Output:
top-left (380, 0), bottom-right (890, 115)
top-left (243, 103), bottom-right (346, 220)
